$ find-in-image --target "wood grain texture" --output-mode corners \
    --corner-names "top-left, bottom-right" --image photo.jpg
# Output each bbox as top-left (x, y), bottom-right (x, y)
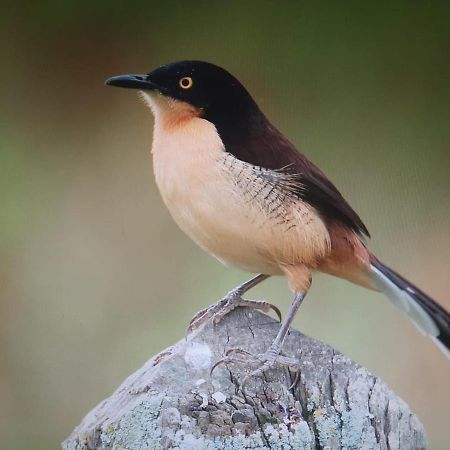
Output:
top-left (63, 308), bottom-right (427, 450)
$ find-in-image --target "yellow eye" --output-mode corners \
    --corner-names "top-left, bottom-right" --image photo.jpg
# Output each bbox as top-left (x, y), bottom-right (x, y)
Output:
top-left (179, 76), bottom-right (193, 89)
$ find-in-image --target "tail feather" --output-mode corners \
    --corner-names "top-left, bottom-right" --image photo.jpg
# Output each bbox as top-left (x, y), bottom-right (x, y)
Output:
top-left (370, 260), bottom-right (450, 358)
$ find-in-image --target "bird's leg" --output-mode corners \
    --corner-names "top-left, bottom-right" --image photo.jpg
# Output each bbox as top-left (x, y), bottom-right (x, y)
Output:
top-left (211, 291), bottom-right (306, 390)
top-left (187, 274), bottom-right (280, 333)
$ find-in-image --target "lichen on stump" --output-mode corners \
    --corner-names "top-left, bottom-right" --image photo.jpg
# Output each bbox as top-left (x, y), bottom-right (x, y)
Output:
top-left (63, 308), bottom-right (427, 449)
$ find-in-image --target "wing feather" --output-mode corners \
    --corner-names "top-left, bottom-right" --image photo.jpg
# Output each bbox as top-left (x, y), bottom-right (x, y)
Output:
top-left (220, 118), bottom-right (370, 238)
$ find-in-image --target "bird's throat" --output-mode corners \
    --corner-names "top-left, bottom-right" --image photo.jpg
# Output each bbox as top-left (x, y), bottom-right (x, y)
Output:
top-left (140, 91), bottom-right (203, 131)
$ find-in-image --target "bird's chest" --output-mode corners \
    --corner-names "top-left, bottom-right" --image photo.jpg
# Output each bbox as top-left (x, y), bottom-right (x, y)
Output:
top-left (151, 118), bottom-right (330, 272)
top-left (152, 119), bottom-right (242, 252)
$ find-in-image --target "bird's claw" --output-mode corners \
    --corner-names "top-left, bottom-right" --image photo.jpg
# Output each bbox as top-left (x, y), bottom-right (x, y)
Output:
top-left (187, 294), bottom-right (281, 336)
top-left (210, 346), bottom-right (299, 392)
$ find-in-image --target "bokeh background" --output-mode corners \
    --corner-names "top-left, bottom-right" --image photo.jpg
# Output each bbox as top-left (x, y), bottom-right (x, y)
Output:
top-left (1, 1), bottom-right (449, 448)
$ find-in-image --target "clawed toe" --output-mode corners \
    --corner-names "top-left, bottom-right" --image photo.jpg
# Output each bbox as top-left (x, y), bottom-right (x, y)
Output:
top-left (186, 275), bottom-right (280, 335)
top-left (211, 299), bottom-right (281, 326)
top-left (186, 300), bottom-right (226, 335)
top-left (187, 296), bottom-right (281, 336)
top-left (210, 346), bottom-right (300, 392)
top-left (210, 348), bottom-right (260, 376)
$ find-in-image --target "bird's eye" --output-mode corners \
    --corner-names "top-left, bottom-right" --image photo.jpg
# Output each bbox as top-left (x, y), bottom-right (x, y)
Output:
top-left (179, 77), bottom-right (193, 89)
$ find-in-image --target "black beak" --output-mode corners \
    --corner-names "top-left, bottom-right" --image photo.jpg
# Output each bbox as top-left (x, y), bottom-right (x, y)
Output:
top-left (105, 74), bottom-right (158, 90)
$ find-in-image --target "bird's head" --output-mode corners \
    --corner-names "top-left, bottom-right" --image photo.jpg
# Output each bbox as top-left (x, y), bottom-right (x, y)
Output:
top-left (106, 60), bottom-right (261, 135)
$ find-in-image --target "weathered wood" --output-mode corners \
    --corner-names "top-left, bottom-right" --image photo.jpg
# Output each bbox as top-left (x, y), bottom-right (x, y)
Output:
top-left (63, 308), bottom-right (427, 449)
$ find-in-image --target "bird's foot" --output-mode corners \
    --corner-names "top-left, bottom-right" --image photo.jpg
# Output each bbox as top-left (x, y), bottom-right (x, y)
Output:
top-left (187, 290), bottom-right (281, 334)
top-left (210, 345), bottom-right (299, 392)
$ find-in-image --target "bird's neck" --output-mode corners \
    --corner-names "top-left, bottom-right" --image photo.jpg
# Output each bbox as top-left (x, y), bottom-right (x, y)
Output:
top-left (205, 97), bottom-right (265, 150)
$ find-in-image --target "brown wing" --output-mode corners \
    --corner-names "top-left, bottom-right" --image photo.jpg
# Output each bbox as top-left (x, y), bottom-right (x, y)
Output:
top-left (221, 118), bottom-right (370, 238)
top-left (298, 159), bottom-right (370, 238)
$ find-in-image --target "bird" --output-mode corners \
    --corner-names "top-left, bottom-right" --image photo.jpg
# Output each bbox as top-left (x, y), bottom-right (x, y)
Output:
top-left (105, 60), bottom-right (450, 382)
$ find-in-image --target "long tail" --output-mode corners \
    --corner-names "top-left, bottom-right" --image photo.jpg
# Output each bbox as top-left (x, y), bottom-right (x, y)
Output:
top-left (370, 259), bottom-right (450, 358)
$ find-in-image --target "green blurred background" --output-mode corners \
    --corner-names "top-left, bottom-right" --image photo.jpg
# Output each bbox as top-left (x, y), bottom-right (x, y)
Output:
top-left (1, 1), bottom-right (449, 448)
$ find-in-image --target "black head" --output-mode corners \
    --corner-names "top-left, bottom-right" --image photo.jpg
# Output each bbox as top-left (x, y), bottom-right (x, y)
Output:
top-left (106, 60), bottom-right (265, 144)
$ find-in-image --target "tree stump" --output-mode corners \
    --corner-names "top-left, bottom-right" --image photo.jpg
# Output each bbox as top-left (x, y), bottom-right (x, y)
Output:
top-left (63, 308), bottom-right (427, 449)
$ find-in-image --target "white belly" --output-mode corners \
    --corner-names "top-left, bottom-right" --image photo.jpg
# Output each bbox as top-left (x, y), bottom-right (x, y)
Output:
top-left (151, 114), bottom-right (330, 274)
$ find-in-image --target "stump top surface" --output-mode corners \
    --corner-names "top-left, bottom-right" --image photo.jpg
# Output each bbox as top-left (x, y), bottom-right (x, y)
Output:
top-left (63, 308), bottom-right (427, 450)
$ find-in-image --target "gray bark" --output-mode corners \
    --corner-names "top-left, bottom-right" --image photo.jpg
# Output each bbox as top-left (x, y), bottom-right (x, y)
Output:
top-left (63, 308), bottom-right (427, 449)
